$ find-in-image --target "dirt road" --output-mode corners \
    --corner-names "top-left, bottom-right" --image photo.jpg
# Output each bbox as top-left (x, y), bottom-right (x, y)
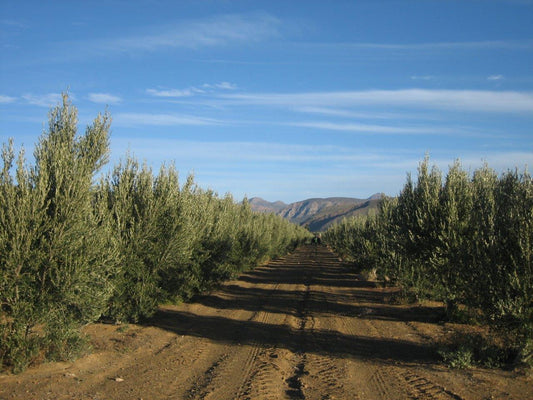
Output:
top-left (1, 245), bottom-right (530, 399)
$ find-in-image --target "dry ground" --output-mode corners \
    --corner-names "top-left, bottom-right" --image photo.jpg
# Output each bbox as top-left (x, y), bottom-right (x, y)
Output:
top-left (1, 245), bottom-right (531, 399)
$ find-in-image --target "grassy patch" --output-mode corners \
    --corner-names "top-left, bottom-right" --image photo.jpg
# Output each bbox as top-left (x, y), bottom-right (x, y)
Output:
top-left (439, 332), bottom-right (513, 369)
top-left (116, 323), bottom-right (130, 333)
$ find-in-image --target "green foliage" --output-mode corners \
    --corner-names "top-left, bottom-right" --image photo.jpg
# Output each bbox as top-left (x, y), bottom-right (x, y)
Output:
top-left (438, 344), bottom-right (475, 369)
top-left (438, 332), bottom-right (512, 369)
top-left (1, 94), bottom-right (120, 372)
top-left (101, 157), bottom-right (163, 322)
top-left (1, 95), bottom-right (310, 372)
top-left (390, 157), bottom-right (442, 299)
top-left (325, 157), bottom-right (533, 366)
top-left (432, 160), bottom-right (473, 317)
top-left (102, 167), bottom-right (309, 324)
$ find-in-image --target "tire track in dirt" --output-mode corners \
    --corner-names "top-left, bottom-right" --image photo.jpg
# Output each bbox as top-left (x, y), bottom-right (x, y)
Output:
top-left (239, 263), bottom-right (307, 400)
top-left (149, 306), bottom-right (254, 399)
top-left (183, 268), bottom-right (296, 400)
top-left (244, 255), bottom-right (312, 400)
top-left (196, 311), bottom-right (273, 400)
top-left (285, 279), bottom-right (311, 399)
top-left (304, 245), bottom-right (462, 400)
top-left (179, 308), bottom-right (274, 399)
top-left (360, 312), bottom-right (468, 400)
top-left (399, 371), bottom-right (464, 400)
top-left (2, 245), bottom-right (532, 400)
top-left (296, 253), bottom-right (353, 400)
top-left (332, 284), bottom-right (464, 400)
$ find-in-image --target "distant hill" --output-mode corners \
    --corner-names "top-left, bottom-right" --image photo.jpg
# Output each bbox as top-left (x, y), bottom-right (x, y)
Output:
top-left (248, 197), bottom-right (287, 213)
top-left (249, 195), bottom-right (383, 232)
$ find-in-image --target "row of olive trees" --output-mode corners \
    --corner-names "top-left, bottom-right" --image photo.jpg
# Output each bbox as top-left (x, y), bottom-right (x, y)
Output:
top-left (102, 157), bottom-right (308, 322)
top-left (325, 157), bottom-right (532, 363)
top-left (0, 95), bottom-right (310, 372)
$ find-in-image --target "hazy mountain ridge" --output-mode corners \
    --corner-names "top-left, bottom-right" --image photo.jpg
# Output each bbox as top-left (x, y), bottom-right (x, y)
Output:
top-left (249, 195), bottom-right (383, 231)
top-left (247, 197), bottom-right (287, 213)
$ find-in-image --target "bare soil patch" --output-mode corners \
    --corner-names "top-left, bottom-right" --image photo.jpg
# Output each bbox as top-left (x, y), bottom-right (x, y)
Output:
top-left (1, 245), bottom-right (530, 399)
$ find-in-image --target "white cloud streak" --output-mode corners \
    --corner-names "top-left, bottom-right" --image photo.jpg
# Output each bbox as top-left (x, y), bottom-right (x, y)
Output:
top-left (88, 93), bottom-right (122, 104)
top-left (411, 75), bottom-right (434, 81)
top-left (108, 136), bottom-right (532, 202)
top-left (111, 138), bottom-right (396, 164)
top-left (221, 89), bottom-right (533, 113)
top-left (22, 93), bottom-right (62, 107)
top-left (294, 107), bottom-right (436, 120)
top-left (96, 13), bottom-right (280, 54)
top-left (304, 39), bottom-right (533, 51)
top-left (288, 121), bottom-right (461, 135)
top-left (110, 138), bottom-right (533, 174)
top-left (113, 112), bottom-right (222, 126)
top-left (147, 82), bottom-right (238, 98)
top-left (204, 82), bottom-right (238, 90)
top-left (0, 95), bottom-right (17, 104)
top-left (146, 88), bottom-right (199, 98)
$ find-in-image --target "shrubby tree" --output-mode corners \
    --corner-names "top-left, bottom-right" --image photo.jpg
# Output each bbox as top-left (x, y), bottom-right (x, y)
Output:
top-left (99, 154), bottom-right (312, 322)
top-left (325, 156), bottom-right (532, 364)
top-left (484, 169), bottom-right (532, 356)
top-left (384, 157), bottom-right (442, 298)
top-left (1, 94), bottom-right (119, 371)
top-left (0, 94), bottom-right (311, 372)
top-left (101, 157), bottom-right (162, 322)
top-left (432, 160), bottom-right (473, 317)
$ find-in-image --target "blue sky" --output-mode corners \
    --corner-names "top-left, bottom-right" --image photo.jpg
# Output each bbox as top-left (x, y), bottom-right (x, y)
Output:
top-left (1, 0), bottom-right (532, 203)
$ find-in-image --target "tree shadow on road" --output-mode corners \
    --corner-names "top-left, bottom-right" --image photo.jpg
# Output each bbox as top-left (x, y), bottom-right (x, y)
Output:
top-left (146, 245), bottom-right (443, 366)
top-left (149, 309), bottom-right (437, 365)
top-left (190, 246), bottom-right (445, 324)
top-left (192, 285), bottom-right (444, 324)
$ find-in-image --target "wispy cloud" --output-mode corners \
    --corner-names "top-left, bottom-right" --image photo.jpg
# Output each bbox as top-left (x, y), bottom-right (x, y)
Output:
top-left (146, 88), bottom-right (200, 98)
top-left (94, 13), bottom-right (280, 54)
top-left (111, 137), bottom-right (398, 164)
top-left (0, 19), bottom-right (28, 29)
top-left (0, 95), bottom-right (17, 104)
top-left (295, 106), bottom-right (435, 120)
top-left (88, 93), bottom-right (122, 104)
top-left (304, 39), bottom-right (533, 51)
top-left (147, 82), bottom-right (238, 98)
top-left (22, 93), bottom-right (62, 107)
top-left (457, 151), bottom-right (533, 171)
top-left (16, 13), bottom-right (281, 65)
top-left (411, 75), bottom-right (434, 81)
top-left (113, 112), bottom-right (222, 126)
top-left (203, 82), bottom-right (238, 90)
top-left (107, 133), bottom-right (533, 201)
top-left (288, 121), bottom-right (462, 135)
top-left (110, 136), bottom-right (532, 190)
top-left (221, 89), bottom-right (533, 113)
top-left (487, 74), bottom-right (505, 81)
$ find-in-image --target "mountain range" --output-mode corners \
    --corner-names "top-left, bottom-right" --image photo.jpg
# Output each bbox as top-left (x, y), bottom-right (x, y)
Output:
top-left (249, 194), bottom-right (383, 232)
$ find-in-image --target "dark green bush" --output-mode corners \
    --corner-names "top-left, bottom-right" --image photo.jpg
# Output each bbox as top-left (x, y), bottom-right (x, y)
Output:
top-left (325, 157), bottom-right (532, 366)
top-left (1, 94), bottom-right (120, 371)
top-left (1, 95), bottom-right (310, 372)
top-left (438, 332), bottom-right (513, 369)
